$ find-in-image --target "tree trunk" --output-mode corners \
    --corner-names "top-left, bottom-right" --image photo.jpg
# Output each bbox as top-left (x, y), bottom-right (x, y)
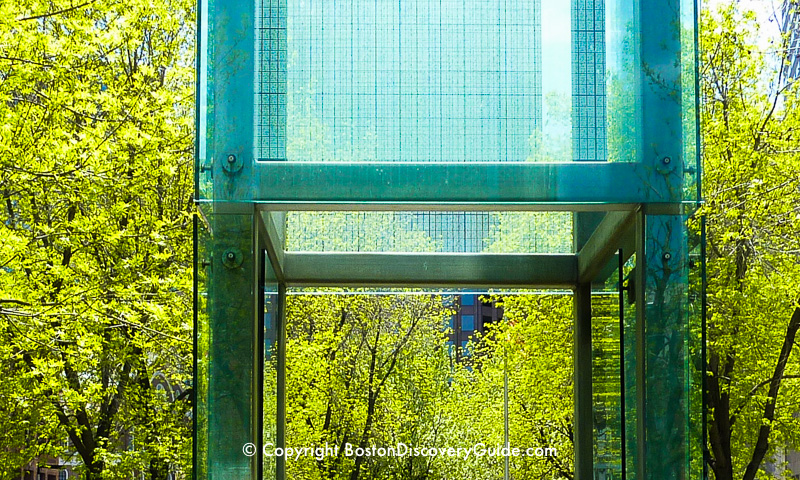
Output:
top-left (742, 304), bottom-right (800, 480)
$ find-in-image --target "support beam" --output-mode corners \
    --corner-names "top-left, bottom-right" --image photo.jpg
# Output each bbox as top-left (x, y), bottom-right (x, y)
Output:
top-left (282, 252), bottom-right (577, 288)
top-left (254, 219), bottom-right (267, 480)
top-left (574, 283), bottom-right (593, 480)
top-left (258, 211), bottom-right (286, 282)
top-left (635, 210), bottom-right (648, 480)
top-left (577, 210), bottom-right (637, 283)
top-left (635, 212), bottom-right (692, 478)
top-left (276, 283), bottom-right (287, 480)
top-left (200, 212), bottom-right (259, 478)
top-left (250, 161), bottom-right (681, 208)
top-left (262, 261), bottom-right (283, 480)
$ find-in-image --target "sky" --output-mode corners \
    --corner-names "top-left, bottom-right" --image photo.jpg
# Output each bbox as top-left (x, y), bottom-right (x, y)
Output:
top-left (703, 0), bottom-right (793, 93)
top-left (706, 0), bottom-right (786, 46)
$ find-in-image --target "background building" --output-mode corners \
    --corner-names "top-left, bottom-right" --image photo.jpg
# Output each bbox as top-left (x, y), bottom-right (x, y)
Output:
top-left (447, 294), bottom-right (504, 359)
top-left (782, 0), bottom-right (800, 81)
top-left (13, 455), bottom-right (72, 480)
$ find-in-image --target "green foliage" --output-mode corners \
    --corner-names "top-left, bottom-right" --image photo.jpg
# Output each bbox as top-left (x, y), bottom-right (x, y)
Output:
top-left (280, 293), bottom-right (574, 480)
top-left (484, 212), bottom-right (572, 254)
top-left (6, 2), bottom-right (800, 480)
top-left (286, 212), bottom-right (441, 252)
top-left (0, 1), bottom-right (195, 478)
top-left (701, 5), bottom-right (800, 479)
top-left (283, 293), bottom-right (453, 480)
top-left (470, 294), bottom-right (575, 479)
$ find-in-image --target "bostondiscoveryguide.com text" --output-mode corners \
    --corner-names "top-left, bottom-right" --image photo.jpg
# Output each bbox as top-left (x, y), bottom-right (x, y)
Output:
top-left (242, 442), bottom-right (557, 460)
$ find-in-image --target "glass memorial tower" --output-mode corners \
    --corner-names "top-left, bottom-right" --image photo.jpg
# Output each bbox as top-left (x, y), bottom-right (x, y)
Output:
top-left (194, 0), bottom-right (704, 476)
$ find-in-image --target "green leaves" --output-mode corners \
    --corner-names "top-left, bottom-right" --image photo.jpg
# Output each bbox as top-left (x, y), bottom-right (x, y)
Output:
top-left (702, 4), bottom-right (800, 479)
top-left (0, 0), bottom-right (195, 477)
top-left (282, 293), bottom-right (574, 480)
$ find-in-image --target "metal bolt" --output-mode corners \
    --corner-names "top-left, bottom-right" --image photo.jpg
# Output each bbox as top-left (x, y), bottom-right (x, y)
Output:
top-left (221, 249), bottom-right (242, 268)
top-left (227, 154), bottom-right (236, 164)
top-left (663, 252), bottom-right (672, 261)
top-left (662, 156), bottom-right (672, 165)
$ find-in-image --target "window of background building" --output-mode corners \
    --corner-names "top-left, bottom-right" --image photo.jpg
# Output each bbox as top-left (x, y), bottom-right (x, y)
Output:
top-left (461, 295), bottom-right (474, 306)
top-left (461, 315), bottom-right (474, 331)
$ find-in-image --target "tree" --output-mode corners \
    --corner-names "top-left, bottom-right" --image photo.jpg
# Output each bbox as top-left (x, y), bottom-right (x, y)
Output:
top-left (482, 294), bottom-right (575, 480)
top-left (280, 290), bottom-right (577, 480)
top-left (701, 5), bottom-right (800, 479)
top-left (0, 1), bottom-right (195, 478)
top-left (284, 293), bottom-right (453, 480)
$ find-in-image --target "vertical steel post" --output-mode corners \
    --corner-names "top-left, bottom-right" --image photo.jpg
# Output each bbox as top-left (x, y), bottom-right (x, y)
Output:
top-left (635, 210), bottom-right (692, 479)
top-left (276, 282), bottom-right (287, 480)
top-left (574, 282), bottom-right (593, 479)
top-left (205, 210), bottom-right (260, 479)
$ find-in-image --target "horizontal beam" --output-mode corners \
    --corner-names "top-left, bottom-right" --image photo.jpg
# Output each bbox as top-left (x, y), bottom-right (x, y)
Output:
top-left (577, 210), bottom-right (637, 283)
top-left (239, 161), bottom-right (679, 209)
top-left (282, 252), bottom-right (577, 288)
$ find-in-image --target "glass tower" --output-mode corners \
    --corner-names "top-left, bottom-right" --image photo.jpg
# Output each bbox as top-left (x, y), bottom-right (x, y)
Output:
top-left (194, 0), bottom-right (704, 477)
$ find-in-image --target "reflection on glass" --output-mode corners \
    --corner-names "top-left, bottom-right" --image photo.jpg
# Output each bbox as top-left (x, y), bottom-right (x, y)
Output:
top-left (252, 0), bottom-right (656, 165)
top-left (605, 0), bottom-right (641, 163)
top-left (592, 288), bottom-right (623, 478)
top-left (257, 0), bottom-right (576, 162)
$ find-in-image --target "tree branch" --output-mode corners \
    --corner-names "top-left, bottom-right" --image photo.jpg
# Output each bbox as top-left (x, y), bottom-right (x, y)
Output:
top-left (742, 302), bottom-right (800, 480)
top-left (16, 0), bottom-right (98, 21)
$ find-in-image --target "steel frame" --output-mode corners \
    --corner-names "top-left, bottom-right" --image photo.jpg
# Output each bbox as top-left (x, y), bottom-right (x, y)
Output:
top-left (195, 0), bottom-right (702, 476)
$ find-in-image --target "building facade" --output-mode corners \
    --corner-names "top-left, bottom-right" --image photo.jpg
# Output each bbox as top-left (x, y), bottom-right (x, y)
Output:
top-left (447, 294), bottom-right (503, 359)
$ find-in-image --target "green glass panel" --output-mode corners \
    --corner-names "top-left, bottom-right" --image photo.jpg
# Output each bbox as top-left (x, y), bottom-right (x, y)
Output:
top-left (195, 0), bottom-right (209, 202)
top-left (638, 0), bottom-right (689, 198)
top-left (572, 0), bottom-right (607, 163)
top-left (592, 288), bottom-right (623, 478)
top-left (605, 0), bottom-right (642, 164)
top-left (285, 211), bottom-right (572, 253)
top-left (198, 0), bottom-right (697, 203)
top-left (276, 0), bottom-right (551, 163)
top-left (251, 0), bottom-right (673, 165)
top-left (640, 214), bottom-right (692, 478)
top-left (682, 0), bottom-right (701, 204)
top-left (199, 211), bottom-right (259, 479)
top-left (622, 254), bottom-right (638, 478)
top-left (197, 0), bottom-right (257, 204)
top-left (194, 205), bottom-right (211, 480)
top-left (688, 217), bottom-right (705, 479)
